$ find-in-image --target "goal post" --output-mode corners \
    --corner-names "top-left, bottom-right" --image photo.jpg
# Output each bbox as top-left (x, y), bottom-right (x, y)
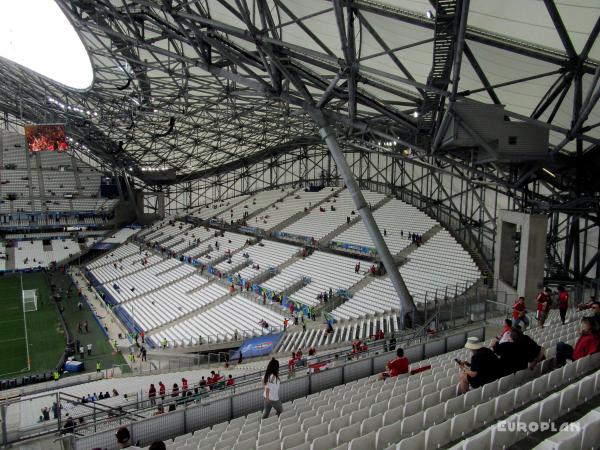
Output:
top-left (22, 289), bottom-right (38, 313)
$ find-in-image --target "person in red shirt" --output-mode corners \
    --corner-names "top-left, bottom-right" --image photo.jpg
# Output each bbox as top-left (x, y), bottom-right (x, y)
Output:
top-left (512, 296), bottom-right (529, 330)
top-left (536, 288), bottom-right (552, 328)
top-left (181, 377), bottom-right (189, 393)
top-left (558, 286), bottom-right (569, 324)
top-left (226, 375), bottom-right (235, 386)
top-left (288, 353), bottom-right (297, 373)
top-left (379, 348), bottom-right (409, 380)
top-left (556, 317), bottom-right (599, 365)
top-left (158, 381), bottom-right (166, 400)
top-left (148, 383), bottom-right (156, 406)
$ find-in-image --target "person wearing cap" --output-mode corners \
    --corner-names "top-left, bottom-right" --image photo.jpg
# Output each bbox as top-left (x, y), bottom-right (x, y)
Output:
top-left (457, 337), bottom-right (501, 394)
top-left (115, 426), bottom-right (142, 449)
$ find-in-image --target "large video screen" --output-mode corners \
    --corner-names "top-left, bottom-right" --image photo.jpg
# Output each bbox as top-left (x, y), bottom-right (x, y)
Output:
top-left (24, 124), bottom-right (68, 152)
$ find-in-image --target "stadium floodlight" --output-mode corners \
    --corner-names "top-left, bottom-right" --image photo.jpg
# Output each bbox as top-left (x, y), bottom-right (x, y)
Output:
top-left (0, 0), bottom-right (93, 89)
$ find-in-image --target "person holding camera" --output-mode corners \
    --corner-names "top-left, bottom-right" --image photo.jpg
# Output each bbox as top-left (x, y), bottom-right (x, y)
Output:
top-left (457, 337), bottom-right (501, 394)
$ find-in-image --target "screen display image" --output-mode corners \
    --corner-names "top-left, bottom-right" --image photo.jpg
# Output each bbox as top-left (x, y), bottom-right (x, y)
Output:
top-left (24, 124), bottom-right (68, 151)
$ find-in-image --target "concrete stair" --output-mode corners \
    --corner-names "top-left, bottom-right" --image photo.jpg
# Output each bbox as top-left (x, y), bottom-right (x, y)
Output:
top-left (70, 156), bottom-right (83, 192)
top-left (391, 223), bottom-right (442, 264)
top-left (34, 153), bottom-right (47, 214)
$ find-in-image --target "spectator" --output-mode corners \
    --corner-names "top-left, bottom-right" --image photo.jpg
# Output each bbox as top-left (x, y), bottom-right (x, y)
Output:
top-left (181, 377), bottom-right (189, 393)
top-left (115, 426), bottom-right (141, 449)
top-left (556, 317), bottom-right (599, 366)
top-left (62, 414), bottom-right (75, 434)
top-left (512, 328), bottom-right (545, 370)
top-left (149, 384), bottom-right (156, 406)
top-left (226, 375), bottom-right (235, 386)
top-left (379, 347), bottom-right (409, 380)
top-left (262, 358), bottom-right (282, 419)
top-left (491, 332), bottom-right (526, 376)
top-left (457, 337), bottom-right (501, 394)
top-left (149, 442), bottom-right (166, 450)
top-left (499, 319), bottom-right (513, 343)
top-left (536, 288), bottom-right (552, 327)
top-left (589, 301), bottom-right (600, 330)
top-left (558, 285), bottom-right (569, 324)
top-left (112, 388), bottom-right (119, 396)
top-left (578, 295), bottom-right (596, 311)
top-left (512, 296), bottom-right (529, 330)
top-left (288, 352), bottom-right (297, 373)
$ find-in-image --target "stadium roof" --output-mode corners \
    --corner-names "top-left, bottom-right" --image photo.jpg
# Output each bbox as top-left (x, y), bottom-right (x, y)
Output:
top-left (0, 0), bottom-right (598, 183)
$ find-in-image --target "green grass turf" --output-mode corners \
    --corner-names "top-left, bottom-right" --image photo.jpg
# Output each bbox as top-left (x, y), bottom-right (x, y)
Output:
top-left (0, 271), bottom-right (128, 378)
top-left (48, 271), bottom-right (129, 374)
top-left (0, 272), bottom-right (65, 377)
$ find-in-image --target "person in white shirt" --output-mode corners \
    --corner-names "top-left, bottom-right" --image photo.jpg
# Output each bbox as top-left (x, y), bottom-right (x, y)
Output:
top-left (262, 358), bottom-right (283, 418)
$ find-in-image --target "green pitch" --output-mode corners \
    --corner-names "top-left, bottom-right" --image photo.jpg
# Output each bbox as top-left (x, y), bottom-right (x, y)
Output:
top-left (0, 272), bottom-right (65, 377)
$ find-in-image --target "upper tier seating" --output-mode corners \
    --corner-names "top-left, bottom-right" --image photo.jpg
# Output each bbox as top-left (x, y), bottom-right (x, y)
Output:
top-left (191, 195), bottom-right (251, 220)
top-left (262, 251), bottom-right (364, 307)
top-left (188, 232), bottom-right (251, 265)
top-left (101, 227), bottom-right (140, 244)
top-left (166, 226), bottom-right (216, 253)
top-left (118, 275), bottom-right (229, 331)
top-left (217, 240), bottom-right (299, 280)
top-left (90, 253), bottom-right (163, 284)
top-left (144, 221), bottom-right (193, 244)
top-left (252, 188), bottom-right (336, 231)
top-left (86, 243), bottom-right (141, 270)
top-left (399, 229), bottom-right (481, 303)
top-left (101, 259), bottom-right (196, 303)
top-left (333, 198), bottom-right (438, 255)
top-left (282, 189), bottom-right (385, 241)
top-left (0, 132), bottom-right (117, 226)
top-left (151, 295), bottom-right (286, 346)
top-left (216, 189), bottom-right (295, 223)
top-left (332, 230), bottom-right (481, 318)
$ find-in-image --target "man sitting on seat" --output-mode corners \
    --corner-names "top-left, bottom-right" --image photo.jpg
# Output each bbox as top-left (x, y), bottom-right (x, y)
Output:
top-left (556, 317), bottom-right (599, 366)
top-left (457, 337), bottom-right (501, 394)
top-left (379, 348), bottom-right (409, 380)
top-left (512, 327), bottom-right (545, 370)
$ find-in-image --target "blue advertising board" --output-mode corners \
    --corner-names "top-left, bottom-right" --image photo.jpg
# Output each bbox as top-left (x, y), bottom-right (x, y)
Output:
top-left (231, 332), bottom-right (283, 359)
